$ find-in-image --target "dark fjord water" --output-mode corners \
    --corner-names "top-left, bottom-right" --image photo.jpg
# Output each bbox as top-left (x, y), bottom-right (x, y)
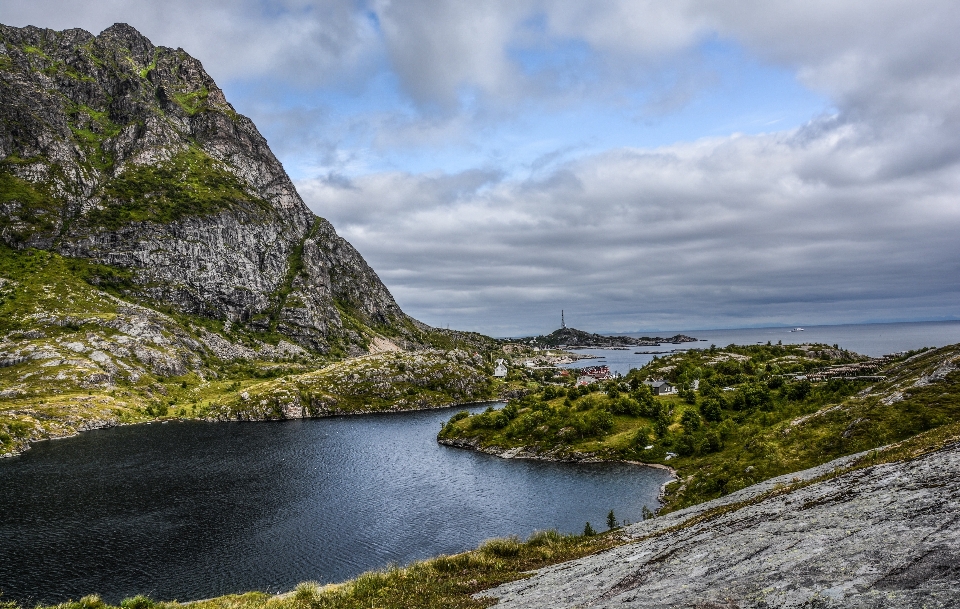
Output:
top-left (563, 320), bottom-right (960, 376)
top-left (0, 404), bottom-right (671, 605)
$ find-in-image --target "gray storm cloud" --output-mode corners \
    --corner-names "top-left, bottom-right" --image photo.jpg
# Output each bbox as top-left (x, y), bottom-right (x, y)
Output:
top-left (298, 114), bottom-right (960, 334)
top-left (5, 0), bottom-right (960, 334)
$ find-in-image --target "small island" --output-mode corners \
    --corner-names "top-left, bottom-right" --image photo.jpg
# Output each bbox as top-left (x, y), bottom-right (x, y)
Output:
top-left (515, 326), bottom-right (698, 349)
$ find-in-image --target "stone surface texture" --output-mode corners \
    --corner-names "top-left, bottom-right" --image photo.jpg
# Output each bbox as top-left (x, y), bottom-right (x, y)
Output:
top-left (0, 23), bottom-right (411, 353)
top-left (484, 444), bottom-right (960, 608)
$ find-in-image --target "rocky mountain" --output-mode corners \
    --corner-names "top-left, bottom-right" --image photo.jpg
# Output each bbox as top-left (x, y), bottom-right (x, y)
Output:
top-left (0, 22), bottom-right (416, 354)
top-left (0, 23), bottom-right (504, 457)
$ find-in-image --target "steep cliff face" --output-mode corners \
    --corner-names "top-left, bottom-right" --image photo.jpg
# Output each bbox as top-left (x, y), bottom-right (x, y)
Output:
top-left (0, 22), bottom-right (409, 353)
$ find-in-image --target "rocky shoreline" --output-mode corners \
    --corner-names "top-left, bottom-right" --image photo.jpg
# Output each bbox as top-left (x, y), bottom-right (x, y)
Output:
top-left (437, 436), bottom-right (678, 505)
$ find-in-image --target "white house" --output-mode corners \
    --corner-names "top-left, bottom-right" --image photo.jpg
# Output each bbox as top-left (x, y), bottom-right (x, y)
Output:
top-left (576, 375), bottom-right (596, 386)
top-left (494, 359), bottom-right (508, 378)
top-left (644, 379), bottom-right (675, 395)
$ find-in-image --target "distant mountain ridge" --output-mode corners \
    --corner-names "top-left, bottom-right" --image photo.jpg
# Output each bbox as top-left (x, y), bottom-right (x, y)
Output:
top-left (0, 22), bottom-right (426, 354)
top-left (521, 327), bottom-right (697, 348)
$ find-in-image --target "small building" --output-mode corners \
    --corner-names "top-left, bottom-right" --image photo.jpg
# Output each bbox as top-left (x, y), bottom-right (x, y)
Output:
top-left (644, 379), bottom-right (675, 395)
top-left (582, 365), bottom-right (611, 380)
top-left (576, 375), bottom-right (596, 386)
top-left (494, 359), bottom-right (508, 378)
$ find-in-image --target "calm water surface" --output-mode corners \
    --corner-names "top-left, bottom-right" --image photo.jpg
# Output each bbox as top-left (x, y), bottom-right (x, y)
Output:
top-left (564, 320), bottom-right (960, 375)
top-left (0, 404), bottom-right (671, 604)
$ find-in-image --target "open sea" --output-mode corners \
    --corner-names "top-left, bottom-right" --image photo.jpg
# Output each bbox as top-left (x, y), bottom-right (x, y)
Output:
top-left (560, 320), bottom-right (960, 376)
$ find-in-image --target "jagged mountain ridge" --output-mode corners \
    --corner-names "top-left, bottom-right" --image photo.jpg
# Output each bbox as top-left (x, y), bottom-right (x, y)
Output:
top-left (0, 22), bottom-right (414, 353)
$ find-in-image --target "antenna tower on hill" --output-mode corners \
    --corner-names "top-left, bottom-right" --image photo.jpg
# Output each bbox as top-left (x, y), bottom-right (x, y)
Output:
top-left (561, 310), bottom-right (565, 329)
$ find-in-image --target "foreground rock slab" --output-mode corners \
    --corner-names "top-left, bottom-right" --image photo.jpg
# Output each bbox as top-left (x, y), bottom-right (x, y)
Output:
top-left (484, 444), bottom-right (960, 608)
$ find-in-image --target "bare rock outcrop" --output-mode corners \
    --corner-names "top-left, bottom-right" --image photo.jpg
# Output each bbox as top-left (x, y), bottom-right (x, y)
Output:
top-left (484, 443), bottom-right (960, 608)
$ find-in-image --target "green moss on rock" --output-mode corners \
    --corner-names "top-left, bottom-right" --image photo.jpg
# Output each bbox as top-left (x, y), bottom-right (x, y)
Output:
top-left (86, 147), bottom-right (273, 229)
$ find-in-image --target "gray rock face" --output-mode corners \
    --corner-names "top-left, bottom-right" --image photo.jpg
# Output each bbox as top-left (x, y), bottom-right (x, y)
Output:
top-left (0, 23), bottom-right (411, 352)
top-left (484, 444), bottom-right (960, 608)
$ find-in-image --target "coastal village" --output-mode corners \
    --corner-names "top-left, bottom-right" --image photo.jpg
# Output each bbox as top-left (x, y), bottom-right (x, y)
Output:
top-left (493, 323), bottom-right (915, 402)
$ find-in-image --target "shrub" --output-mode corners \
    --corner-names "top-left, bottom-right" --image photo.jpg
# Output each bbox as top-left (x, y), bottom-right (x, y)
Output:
top-left (292, 581), bottom-right (323, 609)
top-left (650, 402), bottom-right (672, 437)
top-left (700, 398), bottom-right (724, 422)
top-left (731, 383), bottom-right (772, 411)
top-left (630, 385), bottom-right (655, 413)
top-left (676, 433), bottom-right (697, 457)
top-left (609, 397), bottom-right (639, 416)
top-left (481, 536), bottom-right (522, 558)
top-left (119, 596), bottom-right (156, 609)
top-left (87, 147), bottom-right (271, 229)
top-left (681, 409), bottom-right (702, 432)
top-left (632, 427), bottom-right (652, 447)
top-left (704, 430), bottom-right (723, 453)
top-left (786, 380), bottom-right (812, 401)
top-left (579, 409), bottom-right (614, 437)
top-left (527, 529), bottom-right (563, 547)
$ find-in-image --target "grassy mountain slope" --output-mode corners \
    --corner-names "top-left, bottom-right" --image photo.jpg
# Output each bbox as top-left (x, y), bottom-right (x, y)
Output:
top-left (0, 245), bottom-right (500, 456)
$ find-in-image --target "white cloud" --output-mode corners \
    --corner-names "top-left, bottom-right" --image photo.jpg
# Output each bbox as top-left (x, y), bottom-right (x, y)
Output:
top-left (7, 0), bottom-right (960, 333)
top-left (299, 112), bottom-right (960, 334)
top-left (3, 0), bottom-right (379, 85)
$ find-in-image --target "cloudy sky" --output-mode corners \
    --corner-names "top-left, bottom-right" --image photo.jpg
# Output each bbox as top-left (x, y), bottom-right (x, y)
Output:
top-left (5, 1), bottom-right (960, 336)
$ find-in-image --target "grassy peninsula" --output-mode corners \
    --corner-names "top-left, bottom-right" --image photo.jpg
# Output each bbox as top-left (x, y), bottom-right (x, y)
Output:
top-left (439, 341), bottom-right (960, 511)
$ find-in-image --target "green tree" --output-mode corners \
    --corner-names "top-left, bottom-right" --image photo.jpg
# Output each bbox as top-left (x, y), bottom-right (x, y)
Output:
top-left (700, 398), bottom-right (724, 422)
top-left (732, 382), bottom-right (772, 411)
top-left (651, 402), bottom-right (672, 437)
top-left (676, 432), bottom-right (697, 456)
top-left (606, 509), bottom-right (618, 530)
top-left (681, 409), bottom-right (702, 431)
top-left (583, 521), bottom-right (597, 536)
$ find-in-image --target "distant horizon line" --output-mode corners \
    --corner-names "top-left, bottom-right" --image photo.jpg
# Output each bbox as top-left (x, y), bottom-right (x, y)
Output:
top-left (493, 318), bottom-right (960, 340)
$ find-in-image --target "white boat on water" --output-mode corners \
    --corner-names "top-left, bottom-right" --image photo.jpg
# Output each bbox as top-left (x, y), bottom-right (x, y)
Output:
top-left (790, 327), bottom-right (804, 332)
